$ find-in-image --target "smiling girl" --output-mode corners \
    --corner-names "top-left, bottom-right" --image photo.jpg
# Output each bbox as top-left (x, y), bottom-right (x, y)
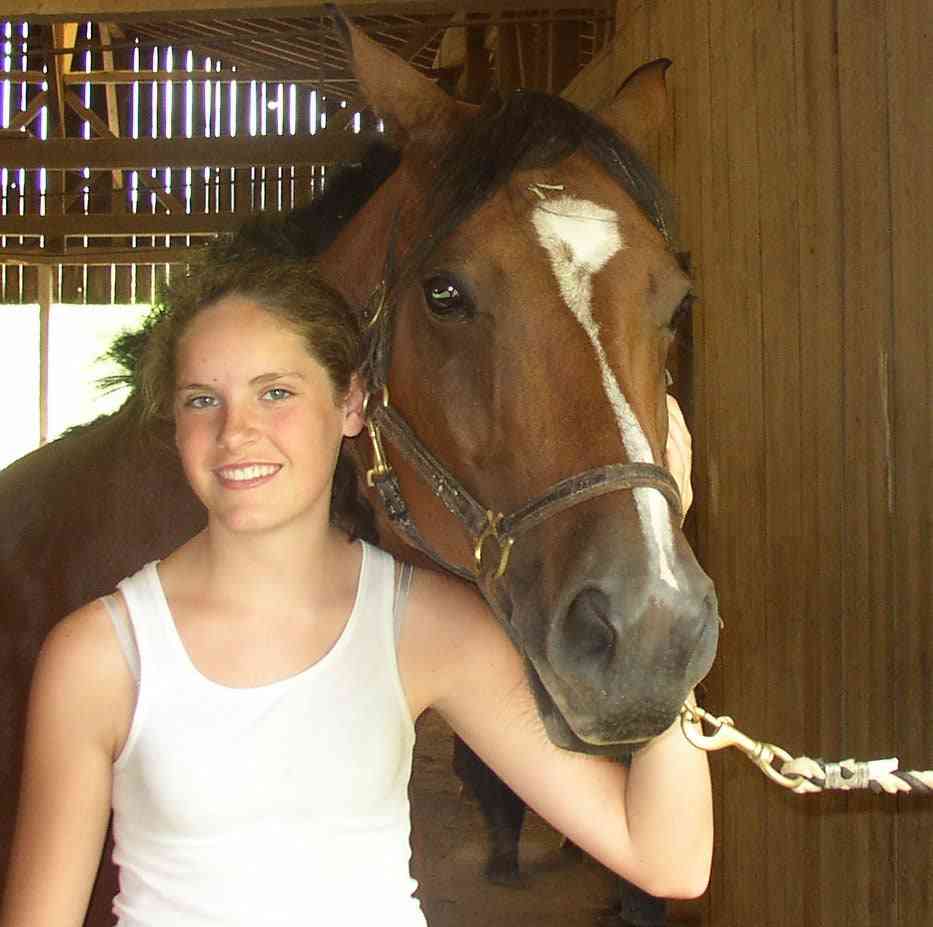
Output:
top-left (1, 252), bottom-right (711, 927)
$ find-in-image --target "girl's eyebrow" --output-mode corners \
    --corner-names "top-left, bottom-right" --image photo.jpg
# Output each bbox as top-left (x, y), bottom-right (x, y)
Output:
top-left (176, 382), bottom-right (213, 393)
top-left (250, 371), bottom-right (306, 385)
top-left (175, 371), bottom-right (306, 392)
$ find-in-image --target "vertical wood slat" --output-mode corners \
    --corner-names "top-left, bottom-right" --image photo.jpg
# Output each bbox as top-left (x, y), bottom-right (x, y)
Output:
top-left (37, 264), bottom-right (52, 444)
top-left (111, 26), bottom-right (136, 304)
top-left (85, 26), bottom-right (111, 304)
top-left (662, 4), bottom-right (713, 922)
top-left (886, 0), bottom-right (933, 921)
top-left (20, 265), bottom-right (38, 303)
top-left (217, 76), bottom-right (234, 215)
top-left (133, 41), bottom-right (156, 305)
top-left (234, 78), bottom-right (252, 215)
top-left (791, 1), bottom-right (850, 923)
top-left (110, 28), bottom-right (133, 303)
top-left (167, 45), bottom-right (187, 271)
top-left (836, 3), bottom-right (899, 924)
top-left (707, 2), bottom-right (771, 923)
top-left (752, 4), bottom-right (815, 925)
top-left (57, 24), bottom-right (84, 304)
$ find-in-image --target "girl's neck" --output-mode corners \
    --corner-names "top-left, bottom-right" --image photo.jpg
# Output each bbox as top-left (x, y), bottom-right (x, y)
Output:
top-left (175, 514), bottom-right (359, 616)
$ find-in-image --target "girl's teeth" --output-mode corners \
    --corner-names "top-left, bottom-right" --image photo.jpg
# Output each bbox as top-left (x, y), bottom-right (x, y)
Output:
top-left (221, 465), bottom-right (277, 481)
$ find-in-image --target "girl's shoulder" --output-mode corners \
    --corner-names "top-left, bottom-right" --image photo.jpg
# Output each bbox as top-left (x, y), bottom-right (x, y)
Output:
top-left (32, 595), bottom-right (137, 760)
top-left (42, 596), bottom-right (126, 672)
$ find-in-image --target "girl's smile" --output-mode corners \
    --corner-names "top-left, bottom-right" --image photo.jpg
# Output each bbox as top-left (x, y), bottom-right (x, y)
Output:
top-left (213, 463), bottom-right (283, 489)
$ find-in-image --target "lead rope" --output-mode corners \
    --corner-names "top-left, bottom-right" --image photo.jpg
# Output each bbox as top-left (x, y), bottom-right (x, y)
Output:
top-left (680, 701), bottom-right (933, 795)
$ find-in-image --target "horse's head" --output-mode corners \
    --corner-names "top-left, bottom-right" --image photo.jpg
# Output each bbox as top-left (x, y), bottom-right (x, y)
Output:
top-left (321, 14), bottom-right (719, 752)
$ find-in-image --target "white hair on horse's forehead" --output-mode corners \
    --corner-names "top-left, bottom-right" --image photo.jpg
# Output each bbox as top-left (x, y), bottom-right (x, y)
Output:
top-left (531, 195), bottom-right (679, 590)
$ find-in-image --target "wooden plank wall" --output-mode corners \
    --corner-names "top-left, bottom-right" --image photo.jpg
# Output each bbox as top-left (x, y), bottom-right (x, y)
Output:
top-left (568, 1), bottom-right (931, 924)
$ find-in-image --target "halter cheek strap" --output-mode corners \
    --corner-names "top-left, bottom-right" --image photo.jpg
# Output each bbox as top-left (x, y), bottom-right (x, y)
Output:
top-left (362, 385), bottom-right (683, 593)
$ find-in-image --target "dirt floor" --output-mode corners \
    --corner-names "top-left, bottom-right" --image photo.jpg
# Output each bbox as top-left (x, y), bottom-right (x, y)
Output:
top-left (408, 710), bottom-right (620, 927)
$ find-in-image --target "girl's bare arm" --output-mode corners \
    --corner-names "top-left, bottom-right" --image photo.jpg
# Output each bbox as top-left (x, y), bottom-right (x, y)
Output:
top-left (1, 601), bottom-right (133, 927)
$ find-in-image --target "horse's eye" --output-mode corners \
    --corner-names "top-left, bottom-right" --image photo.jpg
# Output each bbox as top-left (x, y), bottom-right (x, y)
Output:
top-left (422, 275), bottom-right (472, 320)
top-left (669, 291), bottom-right (696, 332)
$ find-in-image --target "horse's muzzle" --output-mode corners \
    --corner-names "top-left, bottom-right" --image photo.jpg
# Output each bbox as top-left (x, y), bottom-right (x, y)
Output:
top-left (516, 543), bottom-right (720, 752)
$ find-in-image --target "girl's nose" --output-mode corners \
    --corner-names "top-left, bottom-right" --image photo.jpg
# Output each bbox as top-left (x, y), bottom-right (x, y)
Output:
top-left (217, 404), bottom-right (258, 449)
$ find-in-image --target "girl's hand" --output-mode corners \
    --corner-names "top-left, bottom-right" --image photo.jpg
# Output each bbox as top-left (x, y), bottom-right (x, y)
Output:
top-left (665, 394), bottom-right (693, 522)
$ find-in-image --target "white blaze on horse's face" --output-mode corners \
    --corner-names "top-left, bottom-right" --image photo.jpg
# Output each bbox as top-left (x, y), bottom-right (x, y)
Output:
top-left (531, 194), bottom-right (679, 590)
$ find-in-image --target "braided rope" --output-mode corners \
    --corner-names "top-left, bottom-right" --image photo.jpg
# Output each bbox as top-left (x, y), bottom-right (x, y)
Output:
top-left (680, 704), bottom-right (933, 796)
top-left (779, 756), bottom-right (933, 795)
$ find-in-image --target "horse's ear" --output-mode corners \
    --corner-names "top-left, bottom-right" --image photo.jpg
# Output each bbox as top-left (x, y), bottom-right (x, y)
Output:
top-left (331, 7), bottom-right (462, 144)
top-left (598, 59), bottom-right (671, 159)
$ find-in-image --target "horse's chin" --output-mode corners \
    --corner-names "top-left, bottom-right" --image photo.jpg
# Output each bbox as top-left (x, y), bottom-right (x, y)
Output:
top-left (521, 657), bottom-right (663, 758)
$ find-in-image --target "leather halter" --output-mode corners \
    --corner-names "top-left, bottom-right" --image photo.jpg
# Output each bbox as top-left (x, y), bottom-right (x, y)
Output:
top-left (359, 278), bottom-right (684, 594)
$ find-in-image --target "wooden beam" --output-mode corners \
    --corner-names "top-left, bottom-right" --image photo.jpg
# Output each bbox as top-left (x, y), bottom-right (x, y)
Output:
top-left (3, 69), bottom-right (321, 84)
top-left (394, 15), bottom-right (453, 61)
top-left (7, 2), bottom-right (601, 25)
top-left (0, 130), bottom-right (369, 170)
top-left (49, 22), bottom-right (77, 138)
top-left (2, 245), bottom-right (211, 265)
top-left (1, 212), bottom-right (262, 237)
top-left (65, 68), bottom-right (320, 84)
top-left (3, 70), bottom-right (49, 84)
top-left (64, 89), bottom-right (114, 139)
top-left (7, 91), bottom-right (48, 133)
top-left (96, 23), bottom-right (125, 192)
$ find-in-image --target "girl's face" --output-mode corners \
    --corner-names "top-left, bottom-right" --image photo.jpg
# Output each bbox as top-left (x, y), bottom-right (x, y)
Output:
top-left (173, 295), bottom-right (364, 536)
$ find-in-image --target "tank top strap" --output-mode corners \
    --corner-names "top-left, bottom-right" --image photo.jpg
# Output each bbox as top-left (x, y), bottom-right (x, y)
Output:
top-left (393, 561), bottom-right (414, 646)
top-left (116, 561), bottom-right (184, 686)
top-left (355, 543), bottom-right (411, 703)
top-left (101, 593), bottom-right (140, 684)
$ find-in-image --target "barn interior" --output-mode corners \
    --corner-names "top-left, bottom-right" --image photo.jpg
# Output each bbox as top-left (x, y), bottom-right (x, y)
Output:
top-left (1, 2), bottom-right (930, 926)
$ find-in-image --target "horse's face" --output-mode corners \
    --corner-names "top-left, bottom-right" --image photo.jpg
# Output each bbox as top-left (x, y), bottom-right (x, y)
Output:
top-left (327, 16), bottom-right (719, 751)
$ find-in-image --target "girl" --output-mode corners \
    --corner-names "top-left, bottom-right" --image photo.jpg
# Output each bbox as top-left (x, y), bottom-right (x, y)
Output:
top-left (1, 253), bottom-right (711, 927)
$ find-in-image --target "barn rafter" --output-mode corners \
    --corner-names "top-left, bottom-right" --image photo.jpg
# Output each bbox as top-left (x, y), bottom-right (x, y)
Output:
top-left (0, 3), bottom-right (613, 291)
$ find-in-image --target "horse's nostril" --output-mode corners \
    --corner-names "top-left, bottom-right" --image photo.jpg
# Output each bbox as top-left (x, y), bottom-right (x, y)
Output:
top-left (563, 587), bottom-right (615, 662)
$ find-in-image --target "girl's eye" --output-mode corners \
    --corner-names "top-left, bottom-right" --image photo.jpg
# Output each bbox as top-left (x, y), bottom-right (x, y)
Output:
top-left (263, 387), bottom-right (293, 401)
top-left (185, 395), bottom-right (217, 410)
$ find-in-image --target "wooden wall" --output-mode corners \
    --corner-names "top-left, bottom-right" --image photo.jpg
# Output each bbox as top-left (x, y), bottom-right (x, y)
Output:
top-left (567, 1), bottom-right (931, 924)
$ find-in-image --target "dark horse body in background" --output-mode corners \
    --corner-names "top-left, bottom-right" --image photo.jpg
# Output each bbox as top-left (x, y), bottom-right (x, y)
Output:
top-left (0, 13), bottom-right (717, 925)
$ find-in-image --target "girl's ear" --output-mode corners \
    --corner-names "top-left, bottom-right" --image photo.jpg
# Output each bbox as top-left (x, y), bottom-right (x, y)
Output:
top-left (342, 374), bottom-right (366, 438)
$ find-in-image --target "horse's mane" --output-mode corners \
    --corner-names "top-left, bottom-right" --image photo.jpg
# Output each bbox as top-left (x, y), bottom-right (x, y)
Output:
top-left (398, 89), bottom-right (674, 284)
top-left (102, 140), bottom-right (401, 389)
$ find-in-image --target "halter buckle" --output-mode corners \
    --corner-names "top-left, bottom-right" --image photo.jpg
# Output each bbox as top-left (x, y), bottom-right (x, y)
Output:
top-left (364, 387), bottom-right (392, 487)
top-left (473, 510), bottom-right (515, 581)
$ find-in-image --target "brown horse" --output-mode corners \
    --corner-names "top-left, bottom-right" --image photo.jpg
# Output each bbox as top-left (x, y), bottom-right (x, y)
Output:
top-left (0, 13), bottom-right (717, 924)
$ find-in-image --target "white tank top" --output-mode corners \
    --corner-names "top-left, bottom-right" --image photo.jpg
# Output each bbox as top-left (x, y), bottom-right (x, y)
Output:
top-left (110, 542), bottom-right (425, 927)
